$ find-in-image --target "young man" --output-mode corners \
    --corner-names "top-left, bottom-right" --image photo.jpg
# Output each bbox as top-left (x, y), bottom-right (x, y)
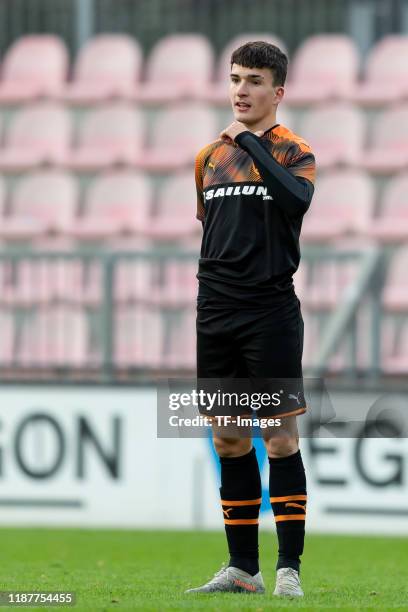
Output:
top-left (186, 41), bottom-right (315, 596)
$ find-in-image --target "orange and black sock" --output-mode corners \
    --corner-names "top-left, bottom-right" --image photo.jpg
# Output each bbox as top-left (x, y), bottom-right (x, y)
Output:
top-left (219, 447), bottom-right (261, 576)
top-left (269, 449), bottom-right (307, 573)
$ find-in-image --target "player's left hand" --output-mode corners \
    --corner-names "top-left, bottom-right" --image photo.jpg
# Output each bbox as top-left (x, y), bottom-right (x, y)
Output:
top-left (219, 121), bottom-right (248, 144)
top-left (220, 121), bottom-right (264, 144)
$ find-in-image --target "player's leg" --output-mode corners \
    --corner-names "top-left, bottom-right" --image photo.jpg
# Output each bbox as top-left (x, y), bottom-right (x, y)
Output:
top-left (263, 417), bottom-right (306, 597)
top-left (238, 299), bottom-right (306, 596)
top-left (186, 308), bottom-right (264, 594)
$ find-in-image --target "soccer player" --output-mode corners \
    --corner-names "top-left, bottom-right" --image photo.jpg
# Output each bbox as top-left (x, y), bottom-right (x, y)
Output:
top-left (185, 41), bottom-right (315, 596)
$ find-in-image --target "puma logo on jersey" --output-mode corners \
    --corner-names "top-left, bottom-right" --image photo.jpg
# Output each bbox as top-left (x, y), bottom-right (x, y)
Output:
top-left (208, 162), bottom-right (216, 170)
top-left (204, 184), bottom-right (273, 201)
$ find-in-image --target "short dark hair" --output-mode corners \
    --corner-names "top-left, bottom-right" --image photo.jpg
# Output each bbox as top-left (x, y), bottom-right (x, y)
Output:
top-left (230, 41), bottom-right (288, 86)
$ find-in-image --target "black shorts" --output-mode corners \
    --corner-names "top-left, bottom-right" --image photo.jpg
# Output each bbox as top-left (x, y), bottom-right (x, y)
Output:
top-left (196, 296), bottom-right (306, 419)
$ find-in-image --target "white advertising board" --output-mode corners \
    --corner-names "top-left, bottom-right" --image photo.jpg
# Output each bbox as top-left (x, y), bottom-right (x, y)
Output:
top-left (0, 386), bottom-right (407, 534)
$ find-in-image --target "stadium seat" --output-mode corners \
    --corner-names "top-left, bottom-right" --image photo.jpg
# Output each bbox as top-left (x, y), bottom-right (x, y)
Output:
top-left (147, 171), bottom-right (199, 240)
top-left (360, 106), bottom-right (408, 174)
top-left (382, 246), bottom-right (408, 312)
top-left (138, 103), bottom-right (217, 172)
top-left (0, 310), bottom-right (14, 364)
top-left (300, 256), bottom-right (361, 310)
top-left (205, 33), bottom-right (287, 104)
top-left (351, 35), bottom-right (408, 106)
top-left (285, 35), bottom-right (359, 106)
top-left (72, 171), bottom-right (152, 239)
top-left (302, 170), bottom-right (374, 243)
top-left (0, 103), bottom-right (71, 171)
top-left (164, 308), bottom-right (196, 369)
top-left (18, 307), bottom-right (89, 367)
top-left (299, 103), bottom-right (365, 169)
top-left (66, 104), bottom-right (143, 170)
top-left (0, 175), bottom-right (6, 218)
top-left (63, 34), bottom-right (143, 103)
top-left (365, 173), bottom-right (408, 243)
top-left (114, 307), bottom-right (163, 368)
top-left (114, 259), bottom-right (154, 304)
top-left (0, 35), bottom-right (68, 103)
top-left (154, 259), bottom-right (198, 307)
top-left (0, 171), bottom-right (77, 241)
top-left (0, 239), bottom-right (104, 306)
top-left (136, 34), bottom-right (214, 104)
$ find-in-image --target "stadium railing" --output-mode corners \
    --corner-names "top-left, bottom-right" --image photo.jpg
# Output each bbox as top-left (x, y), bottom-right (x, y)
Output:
top-left (0, 246), bottom-right (390, 385)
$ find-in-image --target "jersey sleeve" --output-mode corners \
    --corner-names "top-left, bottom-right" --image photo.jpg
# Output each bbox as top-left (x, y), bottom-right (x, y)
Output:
top-left (234, 131), bottom-right (315, 218)
top-left (195, 148), bottom-right (206, 222)
top-left (286, 141), bottom-right (316, 186)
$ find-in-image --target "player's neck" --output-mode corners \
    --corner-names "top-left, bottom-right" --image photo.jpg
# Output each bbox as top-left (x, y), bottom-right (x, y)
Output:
top-left (242, 113), bottom-right (278, 134)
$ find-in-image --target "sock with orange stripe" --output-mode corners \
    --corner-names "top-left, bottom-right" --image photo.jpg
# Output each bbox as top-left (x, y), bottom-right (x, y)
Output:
top-left (219, 447), bottom-right (261, 576)
top-left (269, 449), bottom-right (307, 573)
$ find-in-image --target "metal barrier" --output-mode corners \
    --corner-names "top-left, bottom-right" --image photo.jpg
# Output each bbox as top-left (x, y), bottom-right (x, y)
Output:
top-left (0, 247), bottom-right (387, 383)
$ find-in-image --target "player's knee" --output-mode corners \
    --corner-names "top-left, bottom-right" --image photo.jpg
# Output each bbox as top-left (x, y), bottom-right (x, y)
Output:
top-left (213, 436), bottom-right (252, 458)
top-left (265, 436), bottom-right (298, 458)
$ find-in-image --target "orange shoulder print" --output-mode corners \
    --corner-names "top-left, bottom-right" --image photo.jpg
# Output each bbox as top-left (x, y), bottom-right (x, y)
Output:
top-left (195, 139), bottom-right (222, 221)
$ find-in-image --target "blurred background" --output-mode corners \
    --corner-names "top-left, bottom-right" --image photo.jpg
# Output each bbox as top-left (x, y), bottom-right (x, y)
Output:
top-left (0, 0), bottom-right (407, 536)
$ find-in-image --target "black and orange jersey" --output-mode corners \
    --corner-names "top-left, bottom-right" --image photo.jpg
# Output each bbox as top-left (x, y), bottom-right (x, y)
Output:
top-left (195, 123), bottom-right (316, 306)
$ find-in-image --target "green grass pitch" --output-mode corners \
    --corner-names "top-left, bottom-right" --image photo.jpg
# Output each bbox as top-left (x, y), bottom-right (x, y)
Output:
top-left (0, 528), bottom-right (407, 611)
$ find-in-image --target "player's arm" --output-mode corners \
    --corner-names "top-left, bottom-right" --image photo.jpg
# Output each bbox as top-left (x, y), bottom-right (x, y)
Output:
top-left (234, 130), bottom-right (314, 218)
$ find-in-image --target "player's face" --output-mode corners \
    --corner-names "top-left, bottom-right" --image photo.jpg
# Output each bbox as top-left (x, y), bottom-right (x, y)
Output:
top-left (229, 64), bottom-right (282, 126)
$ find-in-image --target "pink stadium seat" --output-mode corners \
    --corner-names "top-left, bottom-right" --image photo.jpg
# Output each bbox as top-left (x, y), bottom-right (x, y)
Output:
top-left (72, 171), bottom-right (152, 239)
top-left (366, 173), bottom-right (408, 243)
top-left (154, 260), bottom-right (198, 307)
top-left (206, 33), bottom-right (287, 104)
top-left (0, 310), bottom-right (14, 364)
top-left (148, 172), bottom-right (199, 240)
top-left (360, 106), bottom-right (408, 174)
top-left (164, 308), bottom-right (196, 369)
top-left (300, 104), bottom-right (365, 169)
top-left (18, 307), bottom-right (89, 367)
top-left (114, 259), bottom-right (154, 303)
top-left (67, 104), bottom-right (143, 170)
top-left (0, 239), bottom-right (103, 306)
top-left (138, 103), bottom-right (217, 172)
top-left (0, 176), bottom-right (6, 218)
top-left (0, 104), bottom-right (71, 171)
top-left (114, 307), bottom-right (163, 368)
top-left (302, 170), bottom-right (374, 243)
top-left (0, 171), bottom-right (77, 241)
top-left (300, 257), bottom-right (361, 310)
top-left (351, 36), bottom-right (408, 106)
top-left (285, 35), bottom-right (359, 106)
top-left (382, 246), bottom-right (408, 312)
top-left (136, 34), bottom-right (214, 103)
top-left (0, 35), bottom-right (68, 103)
top-left (0, 238), bottom-right (76, 305)
top-left (64, 35), bottom-right (142, 103)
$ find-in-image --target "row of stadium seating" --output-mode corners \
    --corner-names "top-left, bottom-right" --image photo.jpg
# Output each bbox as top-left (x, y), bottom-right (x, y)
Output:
top-left (0, 169), bottom-right (406, 244)
top-left (0, 102), bottom-right (406, 174)
top-left (0, 33), bottom-right (407, 107)
top-left (0, 262), bottom-right (408, 374)
top-left (1, 244), bottom-right (407, 309)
